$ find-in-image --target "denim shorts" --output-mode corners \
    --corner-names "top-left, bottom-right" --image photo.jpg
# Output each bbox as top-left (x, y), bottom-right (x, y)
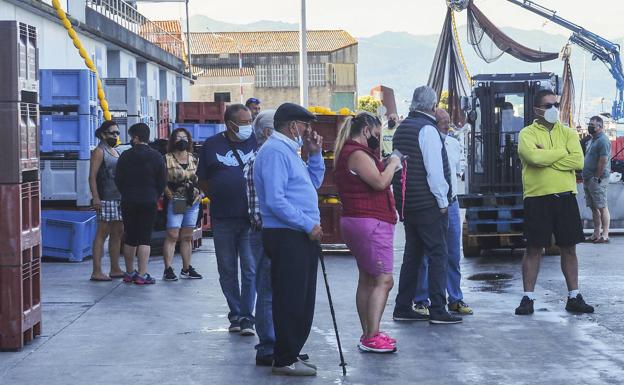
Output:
top-left (166, 201), bottom-right (200, 229)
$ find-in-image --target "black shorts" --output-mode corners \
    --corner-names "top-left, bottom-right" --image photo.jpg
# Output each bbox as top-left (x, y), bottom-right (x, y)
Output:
top-left (523, 193), bottom-right (584, 248)
top-left (121, 201), bottom-right (157, 247)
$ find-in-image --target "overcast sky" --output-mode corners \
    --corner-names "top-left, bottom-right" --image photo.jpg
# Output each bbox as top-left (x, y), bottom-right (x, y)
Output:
top-left (138, 0), bottom-right (624, 39)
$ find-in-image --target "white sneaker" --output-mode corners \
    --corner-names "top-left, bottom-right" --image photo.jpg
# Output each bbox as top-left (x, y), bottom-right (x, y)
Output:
top-left (272, 360), bottom-right (317, 376)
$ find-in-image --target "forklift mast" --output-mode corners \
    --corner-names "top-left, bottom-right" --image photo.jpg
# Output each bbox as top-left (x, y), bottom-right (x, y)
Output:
top-left (466, 72), bottom-right (561, 195)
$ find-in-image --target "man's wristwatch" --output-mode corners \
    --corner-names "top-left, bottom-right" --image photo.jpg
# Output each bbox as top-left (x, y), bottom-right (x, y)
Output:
top-left (593, 176), bottom-right (602, 183)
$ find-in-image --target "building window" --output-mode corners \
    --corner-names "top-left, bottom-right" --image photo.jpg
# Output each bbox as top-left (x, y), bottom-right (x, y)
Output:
top-left (256, 65), bottom-right (269, 87)
top-left (309, 63), bottom-right (325, 87)
top-left (271, 65), bottom-right (284, 87)
top-left (214, 92), bottom-right (231, 103)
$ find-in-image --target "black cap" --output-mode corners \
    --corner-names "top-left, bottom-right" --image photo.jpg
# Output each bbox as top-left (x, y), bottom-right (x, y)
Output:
top-left (274, 103), bottom-right (316, 125)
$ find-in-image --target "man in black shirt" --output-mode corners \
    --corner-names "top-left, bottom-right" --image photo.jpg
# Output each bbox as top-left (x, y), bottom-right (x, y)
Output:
top-left (115, 123), bottom-right (167, 285)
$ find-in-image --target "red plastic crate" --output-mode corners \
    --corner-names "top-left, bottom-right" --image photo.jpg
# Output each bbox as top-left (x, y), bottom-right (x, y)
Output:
top-left (176, 102), bottom-right (225, 123)
top-left (0, 181), bottom-right (41, 266)
top-left (201, 203), bottom-right (212, 235)
top-left (612, 137), bottom-right (624, 161)
top-left (0, 244), bottom-right (42, 350)
top-left (320, 203), bottom-right (343, 244)
top-left (0, 102), bottom-right (39, 183)
top-left (311, 115), bottom-right (350, 152)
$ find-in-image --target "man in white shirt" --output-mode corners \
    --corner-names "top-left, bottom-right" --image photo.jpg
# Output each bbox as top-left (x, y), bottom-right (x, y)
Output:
top-left (391, 86), bottom-right (462, 324)
top-left (413, 108), bottom-right (473, 316)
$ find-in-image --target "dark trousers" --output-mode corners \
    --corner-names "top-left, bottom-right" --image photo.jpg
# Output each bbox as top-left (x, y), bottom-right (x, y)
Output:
top-left (395, 206), bottom-right (449, 315)
top-left (262, 228), bottom-right (319, 367)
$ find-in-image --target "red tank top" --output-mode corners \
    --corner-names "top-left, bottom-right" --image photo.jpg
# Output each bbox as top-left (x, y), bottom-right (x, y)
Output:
top-left (335, 140), bottom-right (397, 224)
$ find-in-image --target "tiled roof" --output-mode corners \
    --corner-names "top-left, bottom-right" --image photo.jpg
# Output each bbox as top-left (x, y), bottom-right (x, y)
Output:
top-left (192, 66), bottom-right (256, 77)
top-left (189, 30), bottom-right (357, 55)
top-left (152, 20), bottom-right (182, 35)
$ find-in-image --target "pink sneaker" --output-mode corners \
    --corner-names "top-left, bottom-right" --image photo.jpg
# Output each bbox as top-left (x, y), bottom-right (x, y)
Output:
top-left (378, 331), bottom-right (396, 345)
top-left (358, 334), bottom-right (397, 353)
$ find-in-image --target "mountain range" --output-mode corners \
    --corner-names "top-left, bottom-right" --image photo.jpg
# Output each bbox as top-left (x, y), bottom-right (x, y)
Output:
top-left (189, 15), bottom-right (623, 121)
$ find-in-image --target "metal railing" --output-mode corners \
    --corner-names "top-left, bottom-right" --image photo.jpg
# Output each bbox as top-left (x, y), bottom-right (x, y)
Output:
top-left (86, 0), bottom-right (185, 60)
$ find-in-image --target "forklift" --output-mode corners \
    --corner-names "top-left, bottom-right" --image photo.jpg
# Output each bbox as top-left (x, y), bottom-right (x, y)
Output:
top-left (460, 72), bottom-right (561, 256)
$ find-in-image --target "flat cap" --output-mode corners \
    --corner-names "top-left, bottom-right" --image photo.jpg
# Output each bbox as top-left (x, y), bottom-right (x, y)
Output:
top-left (274, 102), bottom-right (316, 124)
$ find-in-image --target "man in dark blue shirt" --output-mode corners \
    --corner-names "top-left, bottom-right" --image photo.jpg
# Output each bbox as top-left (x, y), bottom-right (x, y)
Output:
top-left (197, 104), bottom-right (258, 336)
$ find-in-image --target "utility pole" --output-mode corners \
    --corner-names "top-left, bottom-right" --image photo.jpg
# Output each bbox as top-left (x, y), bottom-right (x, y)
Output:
top-left (299, 0), bottom-right (309, 107)
top-left (185, 0), bottom-right (192, 75)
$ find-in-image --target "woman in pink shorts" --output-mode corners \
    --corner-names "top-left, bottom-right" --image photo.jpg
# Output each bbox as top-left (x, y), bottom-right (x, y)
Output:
top-left (334, 112), bottom-right (401, 353)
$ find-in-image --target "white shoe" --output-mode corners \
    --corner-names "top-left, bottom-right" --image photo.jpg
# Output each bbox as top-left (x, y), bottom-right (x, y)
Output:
top-left (272, 360), bottom-right (317, 376)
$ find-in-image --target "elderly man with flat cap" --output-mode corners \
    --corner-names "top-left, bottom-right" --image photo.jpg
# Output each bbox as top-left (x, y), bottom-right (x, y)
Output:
top-left (253, 102), bottom-right (324, 376)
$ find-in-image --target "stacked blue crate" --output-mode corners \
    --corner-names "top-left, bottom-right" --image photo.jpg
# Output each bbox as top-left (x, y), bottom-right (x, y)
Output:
top-left (39, 69), bottom-right (100, 207)
top-left (39, 69), bottom-right (100, 159)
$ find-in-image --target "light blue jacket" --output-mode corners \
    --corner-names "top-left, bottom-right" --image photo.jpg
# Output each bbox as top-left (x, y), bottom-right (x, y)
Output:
top-left (253, 132), bottom-right (325, 233)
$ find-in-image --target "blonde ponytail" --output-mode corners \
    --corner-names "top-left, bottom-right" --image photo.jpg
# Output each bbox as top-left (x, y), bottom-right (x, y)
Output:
top-left (334, 116), bottom-right (354, 167)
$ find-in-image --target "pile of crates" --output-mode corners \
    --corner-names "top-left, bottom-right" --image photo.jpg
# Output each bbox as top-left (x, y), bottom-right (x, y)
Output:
top-left (174, 101), bottom-right (226, 143)
top-left (311, 115), bottom-right (351, 245)
top-left (39, 69), bottom-right (100, 207)
top-left (0, 20), bottom-right (42, 350)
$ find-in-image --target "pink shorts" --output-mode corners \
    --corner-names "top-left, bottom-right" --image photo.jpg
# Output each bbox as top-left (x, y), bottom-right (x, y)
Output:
top-left (340, 217), bottom-right (395, 277)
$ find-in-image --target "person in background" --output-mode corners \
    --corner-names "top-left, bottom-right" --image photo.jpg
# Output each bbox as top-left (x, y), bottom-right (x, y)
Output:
top-left (334, 112), bottom-right (401, 353)
top-left (89, 121), bottom-right (124, 281)
top-left (197, 104), bottom-right (258, 336)
top-left (162, 128), bottom-right (203, 281)
top-left (516, 89), bottom-right (594, 315)
top-left (246, 97), bottom-right (262, 120)
top-left (115, 123), bottom-right (166, 285)
top-left (413, 109), bottom-right (473, 317)
top-left (244, 110), bottom-right (277, 366)
top-left (254, 103), bottom-right (324, 376)
top-left (381, 113), bottom-right (399, 158)
top-left (583, 116), bottom-right (611, 244)
top-left (392, 86), bottom-right (461, 325)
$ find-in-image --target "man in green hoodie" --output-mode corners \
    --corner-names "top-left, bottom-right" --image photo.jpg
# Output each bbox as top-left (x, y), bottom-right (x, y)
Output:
top-left (515, 89), bottom-right (594, 316)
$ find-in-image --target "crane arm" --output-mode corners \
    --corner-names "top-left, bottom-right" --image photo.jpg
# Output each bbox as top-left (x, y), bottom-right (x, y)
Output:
top-left (505, 0), bottom-right (624, 119)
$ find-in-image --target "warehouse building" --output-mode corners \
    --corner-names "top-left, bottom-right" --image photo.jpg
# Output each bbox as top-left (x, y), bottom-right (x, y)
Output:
top-left (188, 30), bottom-right (358, 110)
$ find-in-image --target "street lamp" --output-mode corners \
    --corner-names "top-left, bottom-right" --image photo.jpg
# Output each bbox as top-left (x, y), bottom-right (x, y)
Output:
top-left (207, 29), bottom-right (244, 104)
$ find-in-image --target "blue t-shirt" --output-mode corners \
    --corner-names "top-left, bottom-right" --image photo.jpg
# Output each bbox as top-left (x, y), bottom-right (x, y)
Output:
top-left (197, 132), bottom-right (257, 219)
top-left (582, 133), bottom-right (611, 180)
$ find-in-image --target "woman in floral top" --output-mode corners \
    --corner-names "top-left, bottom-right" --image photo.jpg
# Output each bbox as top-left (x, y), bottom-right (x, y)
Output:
top-left (162, 128), bottom-right (203, 281)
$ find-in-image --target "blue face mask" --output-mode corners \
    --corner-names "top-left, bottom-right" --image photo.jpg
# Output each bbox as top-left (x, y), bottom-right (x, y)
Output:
top-left (234, 123), bottom-right (253, 140)
top-left (292, 124), bottom-right (304, 148)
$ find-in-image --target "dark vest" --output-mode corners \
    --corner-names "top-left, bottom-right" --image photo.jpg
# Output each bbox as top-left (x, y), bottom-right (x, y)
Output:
top-left (335, 140), bottom-right (397, 224)
top-left (391, 111), bottom-right (452, 217)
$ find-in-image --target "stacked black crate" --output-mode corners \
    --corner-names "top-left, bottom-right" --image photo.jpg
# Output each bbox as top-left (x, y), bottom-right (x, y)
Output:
top-left (0, 21), bottom-right (42, 350)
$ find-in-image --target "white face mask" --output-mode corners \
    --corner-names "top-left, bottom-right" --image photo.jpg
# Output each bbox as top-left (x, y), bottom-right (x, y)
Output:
top-left (542, 106), bottom-right (559, 124)
top-left (234, 124), bottom-right (253, 140)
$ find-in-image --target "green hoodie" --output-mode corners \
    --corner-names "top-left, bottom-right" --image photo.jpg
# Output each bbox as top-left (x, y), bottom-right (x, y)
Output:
top-left (518, 120), bottom-right (583, 198)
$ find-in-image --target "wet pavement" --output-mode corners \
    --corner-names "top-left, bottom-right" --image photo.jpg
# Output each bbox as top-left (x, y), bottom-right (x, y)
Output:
top-left (1, 228), bottom-right (624, 385)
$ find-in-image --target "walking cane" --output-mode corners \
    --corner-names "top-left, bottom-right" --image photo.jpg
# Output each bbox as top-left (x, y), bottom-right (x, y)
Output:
top-left (317, 243), bottom-right (347, 376)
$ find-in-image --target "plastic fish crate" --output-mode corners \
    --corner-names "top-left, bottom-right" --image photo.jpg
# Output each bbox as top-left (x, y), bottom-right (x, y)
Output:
top-left (41, 210), bottom-right (97, 262)
top-left (40, 114), bottom-right (98, 159)
top-left (103, 78), bottom-right (140, 115)
top-left (0, 21), bottom-right (38, 103)
top-left (39, 69), bottom-right (97, 113)
top-left (40, 159), bottom-right (91, 207)
top-left (0, 245), bottom-right (42, 351)
top-left (0, 181), bottom-right (41, 266)
top-left (0, 102), bottom-right (39, 183)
